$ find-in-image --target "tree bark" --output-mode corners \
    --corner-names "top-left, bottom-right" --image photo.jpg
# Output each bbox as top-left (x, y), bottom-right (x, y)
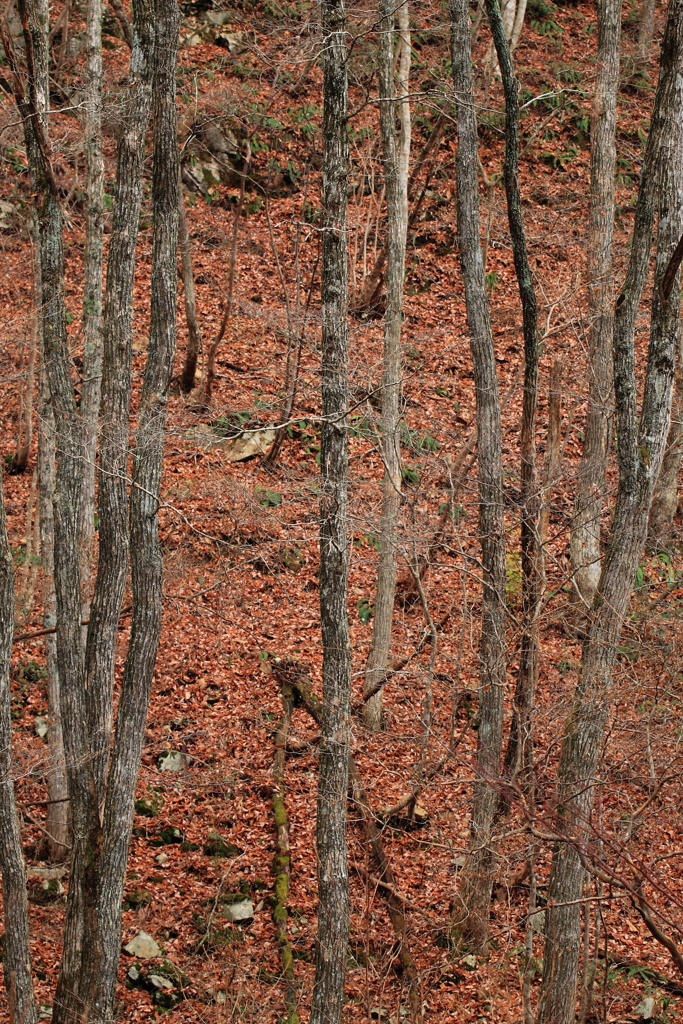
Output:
top-left (52, 0), bottom-right (156, 1018)
top-left (363, 0), bottom-right (410, 731)
top-left (310, 0), bottom-right (351, 1021)
top-left (538, 5), bottom-right (683, 1020)
top-left (178, 182), bottom-right (202, 393)
top-left (78, 0), bottom-right (105, 620)
top-left (638, 0), bottom-right (657, 60)
top-left (87, 3), bottom-right (179, 1012)
top-left (486, 0), bottom-right (542, 844)
top-left (449, 0), bottom-right (507, 950)
top-left (570, 0), bottom-right (620, 606)
top-left (648, 328), bottom-right (683, 547)
top-left (0, 472), bottom-right (37, 1024)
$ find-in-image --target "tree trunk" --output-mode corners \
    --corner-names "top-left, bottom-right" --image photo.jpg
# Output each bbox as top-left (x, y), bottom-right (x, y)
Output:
top-left (38, 366), bottom-right (70, 861)
top-left (363, 0), bottom-right (410, 731)
top-left (52, 0), bottom-right (156, 1018)
top-left (78, 0), bottom-right (105, 620)
top-left (178, 182), bottom-right (202, 393)
top-left (648, 330), bottom-right (683, 547)
top-left (449, 0), bottom-right (507, 950)
top-left (570, 0), bottom-right (620, 606)
top-left (85, 3), bottom-right (179, 1012)
top-left (487, 0), bottom-right (542, 841)
top-left (538, 5), bottom-right (683, 1020)
top-left (0, 472), bottom-right (37, 1024)
top-left (638, 0), bottom-right (657, 60)
top-left (310, 0), bottom-right (351, 1021)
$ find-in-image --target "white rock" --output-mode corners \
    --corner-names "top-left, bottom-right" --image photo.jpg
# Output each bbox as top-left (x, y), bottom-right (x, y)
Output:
top-left (147, 974), bottom-right (174, 991)
top-left (158, 750), bottom-right (184, 772)
top-left (531, 909), bottom-right (545, 933)
top-left (636, 996), bottom-right (656, 1020)
top-left (156, 852), bottom-right (169, 865)
top-left (223, 899), bottom-right (254, 923)
top-left (34, 716), bottom-right (48, 739)
top-left (124, 930), bottom-right (161, 959)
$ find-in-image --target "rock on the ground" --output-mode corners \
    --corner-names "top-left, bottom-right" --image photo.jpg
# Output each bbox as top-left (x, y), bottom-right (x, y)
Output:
top-left (223, 899), bottom-right (254, 923)
top-left (124, 930), bottom-right (161, 959)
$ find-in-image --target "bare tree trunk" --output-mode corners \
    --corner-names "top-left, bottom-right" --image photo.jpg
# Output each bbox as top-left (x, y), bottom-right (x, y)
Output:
top-left (14, 302), bottom-right (36, 473)
top-left (84, 4), bottom-right (179, 1013)
top-left (539, 5), bottom-right (683, 1020)
top-left (488, 0), bottom-right (542, 850)
top-left (78, 0), bottom-right (105, 620)
top-left (648, 334), bottom-right (683, 545)
top-left (310, 0), bottom-right (351, 1020)
top-left (363, 0), bottom-right (410, 731)
top-left (0, 471), bottom-right (37, 1024)
top-left (178, 182), bottom-right (202, 393)
top-left (510, 0), bottom-right (527, 52)
top-left (52, 0), bottom-right (156, 1016)
top-left (570, 0), bottom-right (620, 606)
top-left (197, 141), bottom-right (250, 406)
top-left (38, 368), bottom-right (70, 861)
top-left (108, 0), bottom-right (133, 47)
top-left (449, 0), bottom-right (507, 950)
top-left (638, 0), bottom-right (657, 60)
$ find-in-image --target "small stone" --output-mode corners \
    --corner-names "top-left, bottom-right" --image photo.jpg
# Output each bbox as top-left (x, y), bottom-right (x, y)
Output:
top-left (124, 930), bottom-right (161, 959)
top-left (127, 966), bottom-right (141, 983)
top-left (213, 30), bottom-right (246, 53)
top-left (216, 991), bottom-right (227, 1004)
top-left (158, 750), bottom-right (184, 772)
top-left (34, 716), bottom-right (48, 739)
top-left (156, 852), bottom-right (169, 865)
top-left (223, 899), bottom-right (254, 923)
top-left (147, 974), bottom-right (174, 992)
top-left (636, 996), bottom-right (656, 1020)
top-left (531, 909), bottom-right (545, 934)
top-left (461, 954), bottom-right (477, 969)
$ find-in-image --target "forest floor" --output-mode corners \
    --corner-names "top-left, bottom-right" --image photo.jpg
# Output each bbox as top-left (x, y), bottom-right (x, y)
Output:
top-left (1, 0), bottom-right (683, 1020)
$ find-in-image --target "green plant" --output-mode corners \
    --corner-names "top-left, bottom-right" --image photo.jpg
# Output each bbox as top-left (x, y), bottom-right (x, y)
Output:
top-left (356, 598), bottom-right (374, 625)
top-left (255, 487), bottom-right (282, 509)
top-left (506, 550), bottom-right (522, 606)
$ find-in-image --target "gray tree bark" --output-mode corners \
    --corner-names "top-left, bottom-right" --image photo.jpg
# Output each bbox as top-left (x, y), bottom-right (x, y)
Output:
top-left (450, 0), bottom-right (507, 950)
top-left (570, 0), bottom-right (620, 606)
top-left (178, 183), bottom-right (202, 393)
top-left (638, 0), bottom-right (657, 60)
top-left (78, 0), bottom-right (105, 619)
top-left (363, 0), bottom-right (410, 731)
top-left (310, 0), bottom-right (352, 1021)
top-left (539, 4), bottom-right (683, 1020)
top-left (648, 329), bottom-right (683, 546)
top-left (0, 474), bottom-right (37, 1024)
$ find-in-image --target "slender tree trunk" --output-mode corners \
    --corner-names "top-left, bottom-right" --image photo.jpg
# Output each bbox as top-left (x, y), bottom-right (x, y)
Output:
top-left (638, 0), bottom-right (657, 60)
top-left (178, 182), bottom-right (202, 393)
top-left (38, 367), bottom-right (70, 861)
top-left (648, 328), bottom-right (683, 546)
top-left (363, 0), bottom-right (411, 731)
top-left (539, 5), bottom-right (683, 1020)
top-left (570, 0), bottom-right (620, 606)
top-left (0, 472), bottom-right (37, 1024)
top-left (310, 0), bottom-right (351, 1020)
top-left (52, 0), bottom-right (156, 1018)
top-left (449, 0), bottom-right (507, 950)
top-left (78, 0), bottom-right (105, 620)
top-left (84, 4), bottom-right (179, 1014)
top-left (487, 0), bottom-right (542, 849)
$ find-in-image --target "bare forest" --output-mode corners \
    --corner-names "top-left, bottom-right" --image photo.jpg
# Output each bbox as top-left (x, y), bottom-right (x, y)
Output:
top-left (1, 0), bottom-right (683, 1021)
